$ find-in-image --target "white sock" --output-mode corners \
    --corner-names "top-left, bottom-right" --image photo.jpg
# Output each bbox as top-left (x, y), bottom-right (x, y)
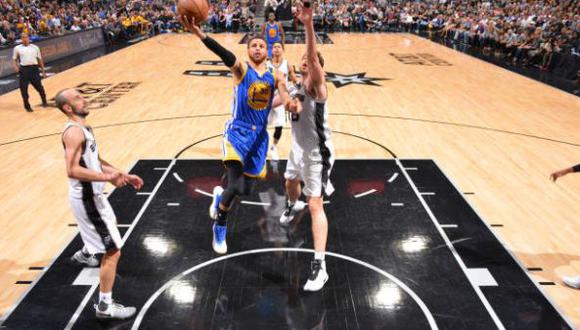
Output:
top-left (314, 251), bottom-right (325, 261)
top-left (99, 291), bottom-right (112, 304)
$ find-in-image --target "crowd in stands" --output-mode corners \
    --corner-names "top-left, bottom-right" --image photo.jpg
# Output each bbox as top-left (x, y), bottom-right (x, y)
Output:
top-left (0, 0), bottom-right (257, 46)
top-left (299, 0), bottom-right (579, 71)
top-left (1, 0), bottom-right (578, 73)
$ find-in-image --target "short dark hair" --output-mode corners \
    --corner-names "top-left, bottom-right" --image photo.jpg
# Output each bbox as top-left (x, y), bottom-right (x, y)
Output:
top-left (272, 41), bottom-right (285, 50)
top-left (246, 35), bottom-right (267, 48)
top-left (54, 89), bottom-right (71, 114)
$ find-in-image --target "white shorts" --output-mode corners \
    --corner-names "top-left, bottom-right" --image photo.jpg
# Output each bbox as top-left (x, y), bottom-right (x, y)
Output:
top-left (284, 146), bottom-right (335, 197)
top-left (69, 194), bottom-right (123, 254)
top-left (268, 105), bottom-right (286, 127)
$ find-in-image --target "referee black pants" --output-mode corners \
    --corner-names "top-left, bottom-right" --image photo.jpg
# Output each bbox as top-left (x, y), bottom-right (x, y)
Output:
top-left (19, 65), bottom-right (47, 109)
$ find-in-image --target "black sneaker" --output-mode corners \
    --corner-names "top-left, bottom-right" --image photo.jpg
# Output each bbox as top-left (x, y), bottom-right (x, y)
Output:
top-left (25, 106), bottom-right (33, 112)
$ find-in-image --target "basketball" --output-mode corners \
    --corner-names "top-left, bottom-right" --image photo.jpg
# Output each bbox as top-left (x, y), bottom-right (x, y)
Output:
top-left (176, 0), bottom-right (209, 25)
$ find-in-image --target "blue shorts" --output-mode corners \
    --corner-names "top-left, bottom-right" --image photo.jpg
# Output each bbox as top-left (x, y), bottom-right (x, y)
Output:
top-left (222, 120), bottom-right (269, 178)
top-left (267, 42), bottom-right (276, 58)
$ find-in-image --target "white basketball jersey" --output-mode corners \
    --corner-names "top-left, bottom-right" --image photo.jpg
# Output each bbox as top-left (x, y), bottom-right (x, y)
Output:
top-left (268, 58), bottom-right (289, 84)
top-left (290, 84), bottom-right (334, 159)
top-left (63, 122), bottom-right (105, 198)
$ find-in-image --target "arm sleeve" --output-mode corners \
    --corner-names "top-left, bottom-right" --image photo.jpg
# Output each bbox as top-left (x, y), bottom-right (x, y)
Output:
top-left (572, 164), bottom-right (580, 173)
top-left (202, 36), bottom-right (236, 68)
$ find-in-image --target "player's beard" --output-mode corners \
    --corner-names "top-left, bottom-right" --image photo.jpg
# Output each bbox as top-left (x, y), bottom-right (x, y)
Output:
top-left (73, 105), bottom-right (89, 118)
top-left (250, 52), bottom-right (266, 65)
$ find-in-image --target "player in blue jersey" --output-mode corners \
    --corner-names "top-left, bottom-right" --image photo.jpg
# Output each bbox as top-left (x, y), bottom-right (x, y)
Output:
top-left (181, 15), bottom-right (292, 254)
top-left (261, 12), bottom-right (285, 59)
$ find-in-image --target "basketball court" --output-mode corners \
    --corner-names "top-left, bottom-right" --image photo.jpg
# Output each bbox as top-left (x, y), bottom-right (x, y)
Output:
top-left (0, 33), bottom-right (578, 329)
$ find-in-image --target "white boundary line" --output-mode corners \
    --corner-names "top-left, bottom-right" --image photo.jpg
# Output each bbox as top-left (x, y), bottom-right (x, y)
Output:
top-left (64, 159), bottom-right (176, 329)
top-left (432, 160), bottom-right (575, 328)
top-left (194, 188), bottom-right (213, 197)
top-left (167, 203), bottom-right (180, 207)
top-left (420, 192), bottom-right (436, 196)
top-left (396, 159), bottom-right (505, 329)
top-left (0, 160), bottom-right (141, 325)
top-left (354, 189), bottom-right (377, 198)
top-left (172, 172), bottom-right (184, 183)
top-left (388, 173), bottom-right (399, 183)
top-left (391, 203), bottom-right (404, 207)
top-left (130, 248), bottom-right (438, 330)
top-left (240, 201), bottom-right (270, 206)
top-left (440, 224), bottom-right (458, 228)
top-left (136, 192), bottom-right (152, 196)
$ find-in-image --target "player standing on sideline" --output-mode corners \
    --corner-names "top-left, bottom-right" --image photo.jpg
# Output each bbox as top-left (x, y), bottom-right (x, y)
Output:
top-left (180, 15), bottom-right (292, 255)
top-left (56, 88), bottom-right (143, 319)
top-left (267, 41), bottom-right (297, 160)
top-left (550, 163), bottom-right (580, 289)
top-left (280, 1), bottom-right (334, 291)
top-left (262, 12), bottom-right (284, 59)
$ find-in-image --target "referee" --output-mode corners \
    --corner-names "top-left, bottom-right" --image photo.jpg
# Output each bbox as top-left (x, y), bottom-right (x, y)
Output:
top-left (12, 33), bottom-right (48, 112)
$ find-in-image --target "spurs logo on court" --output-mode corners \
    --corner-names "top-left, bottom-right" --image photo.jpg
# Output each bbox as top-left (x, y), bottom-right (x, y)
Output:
top-left (67, 82), bottom-right (141, 109)
top-left (324, 72), bottom-right (390, 88)
top-left (389, 53), bottom-right (452, 66)
top-left (185, 62), bottom-right (390, 88)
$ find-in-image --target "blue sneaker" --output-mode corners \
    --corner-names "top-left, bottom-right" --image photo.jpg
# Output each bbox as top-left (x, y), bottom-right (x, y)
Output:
top-left (209, 186), bottom-right (224, 220)
top-left (212, 223), bottom-right (227, 254)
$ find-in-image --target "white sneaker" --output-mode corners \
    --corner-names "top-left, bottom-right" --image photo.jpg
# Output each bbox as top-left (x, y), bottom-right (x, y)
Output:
top-left (95, 301), bottom-right (137, 320)
top-left (304, 259), bottom-right (328, 291)
top-left (209, 186), bottom-right (224, 220)
top-left (280, 200), bottom-right (307, 224)
top-left (563, 276), bottom-right (580, 289)
top-left (270, 145), bottom-right (280, 161)
top-left (71, 249), bottom-right (99, 267)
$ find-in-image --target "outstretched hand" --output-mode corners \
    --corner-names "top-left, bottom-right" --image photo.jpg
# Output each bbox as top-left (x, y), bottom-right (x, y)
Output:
top-left (295, 1), bottom-right (313, 25)
top-left (125, 174), bottom-right (144, 190)
top-left (180, 15), bottom-right (205, 39)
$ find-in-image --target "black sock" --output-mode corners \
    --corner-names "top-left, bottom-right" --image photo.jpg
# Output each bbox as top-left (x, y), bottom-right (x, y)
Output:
top-left (216, 209), bottom-right (228, 226)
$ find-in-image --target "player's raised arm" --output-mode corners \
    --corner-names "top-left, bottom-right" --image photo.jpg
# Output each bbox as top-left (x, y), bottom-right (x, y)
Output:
top-left (296, 1), bottom-right (325, 88)
top-left (180, 15), bottom-right (245, 81)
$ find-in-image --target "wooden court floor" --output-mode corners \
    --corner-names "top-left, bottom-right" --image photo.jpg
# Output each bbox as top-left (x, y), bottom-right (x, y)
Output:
top-left (0, 33), bottom-right (578, 326)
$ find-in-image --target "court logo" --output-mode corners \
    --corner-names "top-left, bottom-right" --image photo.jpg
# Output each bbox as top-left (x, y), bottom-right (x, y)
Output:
top-left (72, 82), bottom-right (141, 109)
top-left (389, 53), bottom-right (452, 66)
top-left (185, 61), bottom-right (390, 88)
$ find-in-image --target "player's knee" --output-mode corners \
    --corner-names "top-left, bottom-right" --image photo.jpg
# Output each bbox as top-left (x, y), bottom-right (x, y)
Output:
top-left (308, 197), bottom-right (324, 214)
top-left (228, 179), bottom-right (245, 196)
top-left (105, 248), bottom-right (121, 261)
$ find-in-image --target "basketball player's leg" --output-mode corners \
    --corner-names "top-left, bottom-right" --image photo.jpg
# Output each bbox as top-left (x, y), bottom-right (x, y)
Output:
top-left (281, 147), bottom-right (307, 224)
top-left (302, 160), bottom-right (333, 291)
top-left (268, 106), bottom-right (285, 160)
top-left (210, 160), bottom-right (245, 254)
top-left (99, 248), bottom-right (120, 297)
top-left (71, 195), bottom-right (135, 319)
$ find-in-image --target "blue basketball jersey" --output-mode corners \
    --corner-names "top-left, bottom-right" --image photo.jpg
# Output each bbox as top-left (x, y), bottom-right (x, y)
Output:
top-left (266, 23), bottom-right (281, 44)
top-left (231, 64), bottom-right (277, 126)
